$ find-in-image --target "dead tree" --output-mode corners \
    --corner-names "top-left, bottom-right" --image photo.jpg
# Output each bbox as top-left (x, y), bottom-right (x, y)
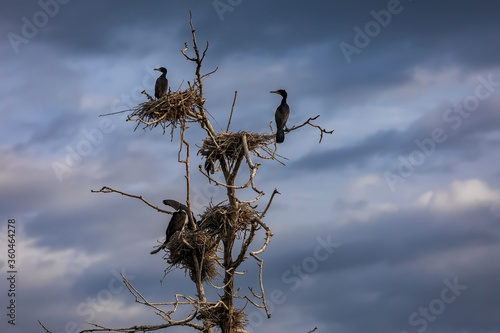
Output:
top-left (40, 12), bottom-right (332, 333)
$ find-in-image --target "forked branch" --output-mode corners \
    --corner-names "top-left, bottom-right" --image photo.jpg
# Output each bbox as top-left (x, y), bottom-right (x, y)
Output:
top-left (284, 115), bottom-right (334, 143)
top-left (248, 216), bottom-right (274, 318)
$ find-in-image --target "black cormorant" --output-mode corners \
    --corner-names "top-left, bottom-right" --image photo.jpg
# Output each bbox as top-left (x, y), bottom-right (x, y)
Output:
top-left (150, 210), bottom-right (187, 254)
top-left (154, 67), bottom-right (168, 100)
top-left (162, 199), bottom-right (197, 230)
top-left (270, 89), bottom-right (290, 143)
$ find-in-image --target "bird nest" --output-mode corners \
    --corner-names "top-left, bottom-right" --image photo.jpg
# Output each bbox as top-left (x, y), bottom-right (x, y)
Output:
top-left (198, 304), bottom-right (248, 331)
top-left (165, 230), bottom-right (219, 283)
top-left (199, 203), bottom-right (258, 237)
top-left (199, 131), bottom-right (276, 168)
top-left (127, 85), bottom-right (203, 132)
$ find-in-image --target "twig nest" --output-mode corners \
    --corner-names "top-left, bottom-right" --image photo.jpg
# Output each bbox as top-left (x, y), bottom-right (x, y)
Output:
top-left (165, 230), bottom-right (219, 283)
top-left (127, 85), bottom-right (203, 131)
top-left (197, 304), bottom-right (248, 331)
top-left (199, 203), bottom-right (258, 237)
top-left (199, 131), bottom-right (275, 168)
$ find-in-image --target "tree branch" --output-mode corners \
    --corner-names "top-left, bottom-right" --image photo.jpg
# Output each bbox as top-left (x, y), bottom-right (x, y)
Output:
top-left (91, 186), bottom-right (171, 214)
top-left (199, 165), bottom-right (252, 189)
top-left (248, 216), bottom-right (274, 318)
top-left (122, 274), bottom-right (173, 320)
top-left (226, 91), bottom-right (237, 132)
top-left (80, 314), bottom-right (202, 333)
top-left (259, 188), bottom-right (281, 218)
top-left (241, 133), bottom-right (264, 198)
top-left (38, 321), bottom-right (52, 333)
top-left (284, 115), bottom-right (334, 143)
top-left (179, 125), bottom-right (198, 230)
top-left (232, 219), bottom-right (257, 269)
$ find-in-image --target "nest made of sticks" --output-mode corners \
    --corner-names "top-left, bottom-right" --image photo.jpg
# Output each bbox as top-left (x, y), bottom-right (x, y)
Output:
top-left (165, 229), bottom-right (219, 283)
top-left (128, 85), bottom-right (203, 132)
top-left (199, 203), bottom-right (258, 237)
top-left (198, 131), bottom-right (276, 167)
top-left (197, 304), bottom-right (248, 331)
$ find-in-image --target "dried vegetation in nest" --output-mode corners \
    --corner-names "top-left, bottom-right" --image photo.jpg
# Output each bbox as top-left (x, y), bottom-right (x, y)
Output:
top-left (198, 304), bottom-right (248, 331)
top-left (165, 230), bottom-right (219, 282)
top-left (199, 203), bottom-right (258, 237)
top-left (127, 85), bottom-right (203, 132)
top-left (199, 131), bottom-right (276, 167)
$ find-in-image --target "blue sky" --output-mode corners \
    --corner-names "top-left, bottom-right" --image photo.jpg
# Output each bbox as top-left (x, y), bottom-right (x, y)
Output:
top-left (1, 1), bottom-right (500, 333)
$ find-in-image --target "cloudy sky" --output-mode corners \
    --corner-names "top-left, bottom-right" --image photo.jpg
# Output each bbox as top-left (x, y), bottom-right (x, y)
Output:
top-left (1, 1), bottom-right (500, 332)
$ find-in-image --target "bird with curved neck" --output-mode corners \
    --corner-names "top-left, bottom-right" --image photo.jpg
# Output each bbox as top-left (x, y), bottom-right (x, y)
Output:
top-left (150, 209), bottom-right (187, 255)
top-left (270, 89), bottom-right (290, 143)
top-left (154, 67), bottom-right (168, 100)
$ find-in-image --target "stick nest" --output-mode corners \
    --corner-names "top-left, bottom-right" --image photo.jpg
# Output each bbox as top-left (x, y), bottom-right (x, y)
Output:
top-left (199, 131), bottom-right (275, 168)
top-left (199, 203), bottom-right (258, 237)
top-left (165, 230), bottom-right (219, 283)
top-left (163, 204), bottom-right (258, 282)
top-left (198, 304), bottom-right (248, 331)
top-left (128, 85), bottom-right (203, 132)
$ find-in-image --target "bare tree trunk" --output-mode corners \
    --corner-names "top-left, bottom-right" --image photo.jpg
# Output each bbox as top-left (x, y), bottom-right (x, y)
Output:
top-left (221, 228), bottom-right (235, 333)
top-left (220, 162), bottom-right (239, 333)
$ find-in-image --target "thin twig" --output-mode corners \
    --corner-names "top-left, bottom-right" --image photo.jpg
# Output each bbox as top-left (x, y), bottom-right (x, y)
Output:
top-left (38, 321), bottom-right (53, 333)
top-left (284, 115), bottom-right (334, 143)
top-left (179, 124), bottom-right (197, 230)
top-left (248, 216), bottom-right (273, 318)
top-left (91, 186), bottom-right (171, 214)
top-left (199, 165), bottom-right (252, 189)
top-left (226, 91), bottom-right (238, 132)
top-left (201, 66), bottom-right (219, 80)
top-left (208, 278), bottom-right (233, 290)
top-left (141, 90), bottom-right (154, 101)
top-left (98, 109), bottom-right (129, 117)
top-left (80, 311), bottom-right (202, 333)
top-left (260, 188), bottom-right (281, 218)
top-left (243, 294), bottom-right (265, 309)
top-left (232, 219), bottom-right (257, 269)
top-left (241, 133), bottom-right (264, 197)
top-left (122, 274), bottom-right (171, 320)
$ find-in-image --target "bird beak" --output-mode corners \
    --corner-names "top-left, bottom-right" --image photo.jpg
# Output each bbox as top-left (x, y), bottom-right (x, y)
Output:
top-left (270, 90), bottom-right (278, 94)
top-left (154, 68), bottom-right (160, 71)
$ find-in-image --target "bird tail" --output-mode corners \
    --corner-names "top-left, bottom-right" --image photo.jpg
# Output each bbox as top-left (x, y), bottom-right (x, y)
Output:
top-left (276, 130), bottom-right (285, 143)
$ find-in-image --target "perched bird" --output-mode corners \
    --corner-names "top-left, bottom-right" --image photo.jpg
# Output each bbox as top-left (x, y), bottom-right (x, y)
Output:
top-left (270, 89), bottom-right (290, 143)
top-left (204, 159), bottom-right (215, 184)
top-left (154, 67), bottom-right (168, 100)
top-left (162, 199), bottom-right (197, 230)
top-left (150, 210), bottom-right (187, 255)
